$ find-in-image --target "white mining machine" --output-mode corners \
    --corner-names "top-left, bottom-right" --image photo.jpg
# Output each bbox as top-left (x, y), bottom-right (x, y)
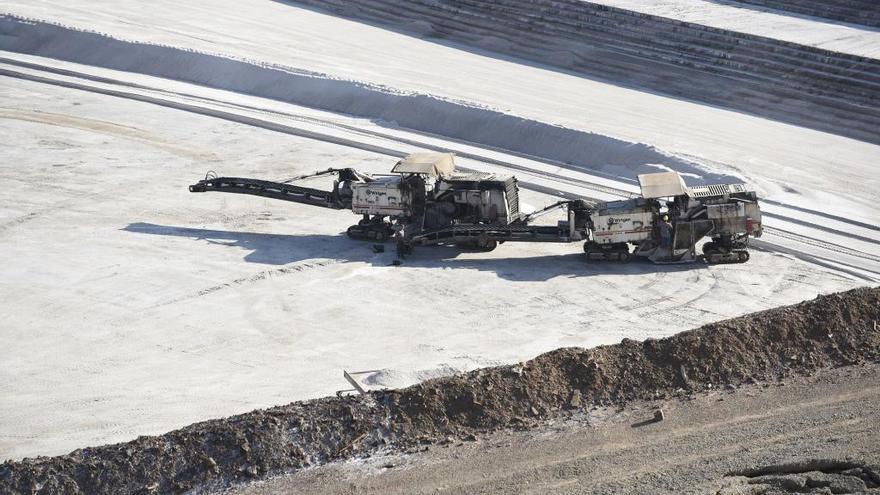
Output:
top-left (189, 153), bottom-right (762, 264)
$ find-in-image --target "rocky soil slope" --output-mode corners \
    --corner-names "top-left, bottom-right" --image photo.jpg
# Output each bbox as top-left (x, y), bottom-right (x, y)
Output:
top-left (231, 362), bottom-right (880, 495)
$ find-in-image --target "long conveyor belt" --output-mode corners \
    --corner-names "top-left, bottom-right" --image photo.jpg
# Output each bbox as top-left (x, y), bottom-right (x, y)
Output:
top-left (189, 175), bottom-right (348, 209)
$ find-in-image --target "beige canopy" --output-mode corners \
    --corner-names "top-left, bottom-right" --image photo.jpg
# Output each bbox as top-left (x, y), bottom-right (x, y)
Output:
top-left (392, 152), bottom-right (456, 177)
top-left (638, 171), bottom-right (691, 198)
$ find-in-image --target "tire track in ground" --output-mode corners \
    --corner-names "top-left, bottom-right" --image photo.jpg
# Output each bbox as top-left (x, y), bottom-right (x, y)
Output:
top-left (763, 226), bottom-right (880, 264)
top-left (639, 269), bottom-right (721, 318)
top-left (752, 239), bottom-right (880, 283)
top-left (0, 61), bottom-right (638, 199)
top-left (0, 66), bottom-right (409, 159)
top-left (0, 211), bottom-right (40, 233)
top-left (0, 55), bottom-right (653, 194)
top-left (0, 108), bottom-right (213, 161)
top-left (762, 198), bottom-right (880, 233)
top-left (635, 271), bottom-right (667, 291)
top-left (617, 295), bottom-right (673, 312)
top-left (632, 268), bottom-right (724, 328)
top-left (145, 259), bottom-right (340, 311)
top-left (761, 211), bottom-right (880, 246)
top-left (154, 344), bottom-right (258, 370)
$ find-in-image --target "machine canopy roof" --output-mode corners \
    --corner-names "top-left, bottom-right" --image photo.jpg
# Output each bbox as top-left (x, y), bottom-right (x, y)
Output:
top-left (638, 171), bottom-right (691, 198)
top-left (392, 153), bottom-right (456, 177)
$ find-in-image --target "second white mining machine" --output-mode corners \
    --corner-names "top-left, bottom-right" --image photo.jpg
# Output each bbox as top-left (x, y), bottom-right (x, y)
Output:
top-left (189, 153), bottom-right (762, 264)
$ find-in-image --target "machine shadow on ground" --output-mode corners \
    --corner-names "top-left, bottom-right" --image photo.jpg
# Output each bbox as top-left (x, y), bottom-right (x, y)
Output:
top-left (396, 244), bottom-right (706, 281)
top-left (122, 222), bottom-right (369, 265)
top-left (124, 223), bottom-right (709, 281)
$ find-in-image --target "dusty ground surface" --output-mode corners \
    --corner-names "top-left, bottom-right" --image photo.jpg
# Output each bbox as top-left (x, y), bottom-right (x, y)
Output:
top-left (1, 286), bottom-right (877, 494)
top-left (2, 0), bottom-right (880, 461)
top-left (3, 66), bottom-right (873, 461)
top-left (1, 1), bottom-right (879, 489)
top-left (229, 361), bottom-right (880, 495)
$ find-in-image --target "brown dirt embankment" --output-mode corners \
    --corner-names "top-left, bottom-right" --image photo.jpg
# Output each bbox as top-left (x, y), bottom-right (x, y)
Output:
top-left (2, 287), bottom-right (878, 495)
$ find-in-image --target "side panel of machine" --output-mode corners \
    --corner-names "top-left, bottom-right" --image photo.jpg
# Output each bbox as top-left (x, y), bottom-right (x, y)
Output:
top-left (590, 202), bottom-right (655, 244)
top-left (437, 177), bottom-right (516, 225)
top-left (351, 178), bottom-right (409, 216)
top-left (451, 189), bottom-right (509, 224)
top-left (706, 202), bottom-right (762, 236)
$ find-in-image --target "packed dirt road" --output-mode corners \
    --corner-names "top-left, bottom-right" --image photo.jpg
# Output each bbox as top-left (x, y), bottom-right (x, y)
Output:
top-left (231, 362), bottom-right (880, 495)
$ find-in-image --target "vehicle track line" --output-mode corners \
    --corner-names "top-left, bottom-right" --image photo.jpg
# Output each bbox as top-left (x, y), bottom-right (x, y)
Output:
top-left (762, 198), bottom-right (880, 233)
top-left (761, 211), bottom-right (880, 245)
top-left (762, 225), bottom-right (880, 264)
top-left (0, 58), bottom-right (639, 199)
top-left (0, 66), bottom-right (612, 204)
top-left (752, 240), bottom-right (880, 282)
top-left (0, 67), bottom-right (409, 159)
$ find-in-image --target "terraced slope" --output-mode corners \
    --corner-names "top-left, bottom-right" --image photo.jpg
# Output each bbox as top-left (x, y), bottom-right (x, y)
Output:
top-left (290, 0), bottom-right (880, 144)
top-left (731, 0), bottom-right (880, 28)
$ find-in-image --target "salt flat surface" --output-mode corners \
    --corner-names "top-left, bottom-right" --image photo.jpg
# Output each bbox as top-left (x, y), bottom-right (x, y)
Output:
top-left (0, 74), bottom-right (862, 460)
